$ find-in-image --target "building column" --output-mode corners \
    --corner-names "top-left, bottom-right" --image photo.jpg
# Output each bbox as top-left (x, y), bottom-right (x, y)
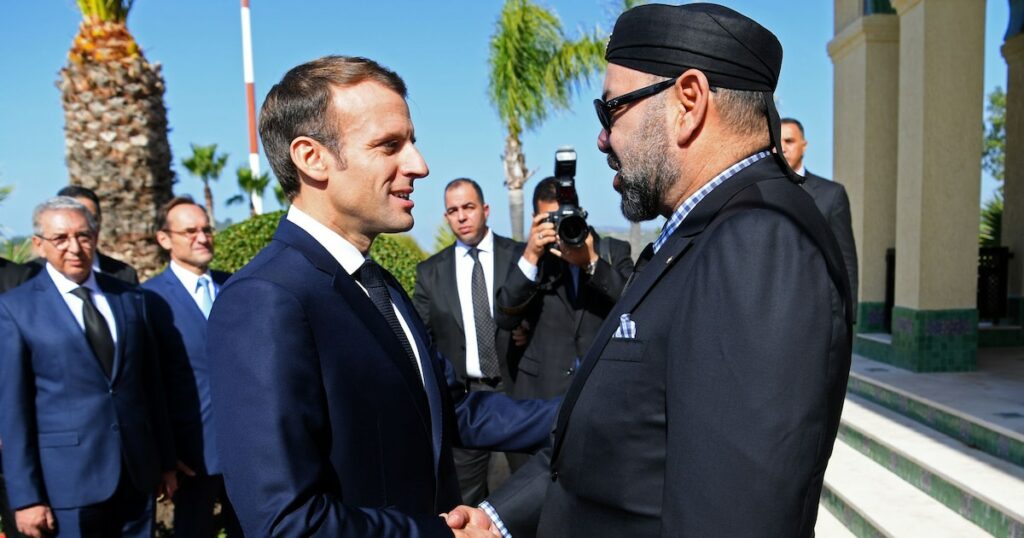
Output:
top-left (1003, 28), bottom-right (1024, 322)
top-left (828, 6), bottom-right (899, 335)
top-left (890, 0), bottom-right (985, 371)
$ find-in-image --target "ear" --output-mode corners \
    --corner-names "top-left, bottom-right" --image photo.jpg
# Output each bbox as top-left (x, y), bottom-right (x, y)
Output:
top-left (483, 203), bottom-right (490, 220)
top-left (31, 236), bottom-right (44, 258)
top-left (290, 136), bottom-right (332, 184)
top-left (669, 69), bottom-right (711, 147)
top-left (155, 230), bottom-right (173, 251)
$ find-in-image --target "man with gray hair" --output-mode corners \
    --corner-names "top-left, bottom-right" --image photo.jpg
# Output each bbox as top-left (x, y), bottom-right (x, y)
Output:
top-left (450, 3), bottom-right (853, 536)
top-left (0, 197), bottom-right (176, 538)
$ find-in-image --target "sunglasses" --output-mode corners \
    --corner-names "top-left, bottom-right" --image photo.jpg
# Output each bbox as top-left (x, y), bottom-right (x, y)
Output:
top-left (593, 77), bottom-right (677, 132)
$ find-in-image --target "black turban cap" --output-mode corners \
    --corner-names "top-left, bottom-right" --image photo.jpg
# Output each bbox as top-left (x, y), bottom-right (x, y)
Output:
top-left (607, 3), bottom-right (799, 182)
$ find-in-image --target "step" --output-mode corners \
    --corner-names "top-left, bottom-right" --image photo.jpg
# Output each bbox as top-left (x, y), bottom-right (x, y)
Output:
top-left (815, 503), bottom-right (856, 538)
top-left (822, 442), bottom-right (987, 537)
top-left (840, 395), bottom-right (1024, 536)
top-left (847, 366), bottom-right (1024, 469)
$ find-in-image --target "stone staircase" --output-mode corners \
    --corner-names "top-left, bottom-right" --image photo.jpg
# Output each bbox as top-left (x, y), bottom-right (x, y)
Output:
top-left (815, 364), bottom-right (1024, 537)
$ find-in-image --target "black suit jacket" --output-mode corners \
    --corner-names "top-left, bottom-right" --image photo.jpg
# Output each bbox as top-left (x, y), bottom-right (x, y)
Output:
top-left (0, 258), bottom-right (33, 293)
top-left (804, 170), bottom-right (858, 303)
top-left (27, 252), bottom-right (139, 286)
top-left (494, 232), bottom-right (633, 399)
top-left (413, 233), bottom-right (523, 384)
top-left (487, 157), bottom-right (853, 537)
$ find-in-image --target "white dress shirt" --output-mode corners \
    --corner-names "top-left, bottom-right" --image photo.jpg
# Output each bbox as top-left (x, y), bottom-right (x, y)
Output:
top-left (287, 205), bottom-right (423, 382)
top-left (455, 229), bottom-right (495, 379)
top-left (46, 263), bottom-right (118, 345)
top-left (168, 260), bottom-right (219, 311)
top-left (794, 164), bottom-right (806, 177)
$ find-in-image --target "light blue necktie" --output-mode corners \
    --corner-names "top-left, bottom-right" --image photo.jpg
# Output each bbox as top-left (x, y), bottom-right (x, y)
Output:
top-left (196, 277), bottom-right (213, 319)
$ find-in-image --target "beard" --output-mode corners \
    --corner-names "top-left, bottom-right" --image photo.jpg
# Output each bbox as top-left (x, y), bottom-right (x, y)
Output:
top-left (612, 101), bottom-right (679, 222)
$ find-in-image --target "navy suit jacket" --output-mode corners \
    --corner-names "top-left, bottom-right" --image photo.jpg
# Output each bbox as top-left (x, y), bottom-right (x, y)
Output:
top-left (142, 268), bottom-right (231, 475)
top-left (207, 218), bottom-right (557, 537)
top-left (0, 271), bottom-right (174, 510)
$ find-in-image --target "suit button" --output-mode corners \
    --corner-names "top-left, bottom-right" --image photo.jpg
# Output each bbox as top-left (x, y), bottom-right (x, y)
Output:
top-left (111, 424), bottom-right (120, 432)
top-left (565, 368), bottom-right (574, 376)
top-left (109, 389), bottom-right (115, 395)
top-left (550, 471), bottom-right (559, 481)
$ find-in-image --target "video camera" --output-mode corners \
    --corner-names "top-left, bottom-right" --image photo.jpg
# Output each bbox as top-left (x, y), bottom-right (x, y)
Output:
top-left (544, 146), bottom-right (589, 247)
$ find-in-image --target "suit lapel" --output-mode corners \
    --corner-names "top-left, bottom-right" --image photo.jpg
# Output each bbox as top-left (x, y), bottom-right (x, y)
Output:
top-left (442, 247), bottom-right (464, 333)
top-left (158, 270), bottom-right (207, 323)
top-left (550, 160), bottom-right (784, 464)
top-left (273, 221), bottom-right (433, 437)
top-left (35, 275), bottom-right (98, 371)
top-left (103, 281), bottom-right (127, 384)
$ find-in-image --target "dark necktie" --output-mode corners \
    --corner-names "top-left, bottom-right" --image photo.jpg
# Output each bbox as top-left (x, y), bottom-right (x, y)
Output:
top-left (468, 248), bottom-right (501, 379)
top-left (70, 286), bottom-right (115, 378)
top-left (354, 260), bottom-right (421, 378)
top-left (623, 242), bottom-right (656, 294)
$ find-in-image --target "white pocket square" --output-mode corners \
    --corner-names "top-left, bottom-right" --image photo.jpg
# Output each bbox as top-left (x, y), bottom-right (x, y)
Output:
top-left (612, 313), bottom-right (636, 339)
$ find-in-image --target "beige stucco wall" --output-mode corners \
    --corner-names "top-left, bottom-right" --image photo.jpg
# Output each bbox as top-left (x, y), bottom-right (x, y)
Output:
top-left (829, 14), bottom-right (900, 304)
top-left (835, 0), bottom-right (865, 36)
top-left (892, 0), bottom-right (984, 310)
top-left (1003, 34), bottom-right (1024, 296)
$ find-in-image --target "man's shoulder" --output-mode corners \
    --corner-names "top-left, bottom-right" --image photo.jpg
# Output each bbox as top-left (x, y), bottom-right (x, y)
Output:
top-left (418, 243), bottom-right (455, 269)
top-left (0, 271), bottom-right (46, 306)
top-left (97, 271), bottom-right (141, 299)
top-left (493, 233), bottom-right (523, 250)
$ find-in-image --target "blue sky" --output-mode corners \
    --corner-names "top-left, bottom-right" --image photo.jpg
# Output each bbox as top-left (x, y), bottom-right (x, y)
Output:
top-left (0, 1), bottom-right (1010, 249)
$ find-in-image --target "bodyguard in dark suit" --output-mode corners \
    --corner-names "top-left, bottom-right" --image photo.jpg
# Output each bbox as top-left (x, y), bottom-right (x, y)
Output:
top-left (207, 55), bottom-right (556, 537)
top-left (0, 257), bottom-right (33, 538)
top-left (414, 178), bottom-right (524, 505)
top-left (496, 178), bottom-right (632, 406)
top-left (450, 4), bottom-right (853, 537)
top-left (142, 196), bottom-right (241, 537)
top-left (0, 197), bottom-right (176, 538)
top-left (26, 186), bottom-right (140, 286)
top-left (782, 117), bottom-right (859, 301)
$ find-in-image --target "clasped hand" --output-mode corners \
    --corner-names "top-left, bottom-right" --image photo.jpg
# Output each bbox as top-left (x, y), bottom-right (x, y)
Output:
top-left (442, 505), bottom-right (503, 537)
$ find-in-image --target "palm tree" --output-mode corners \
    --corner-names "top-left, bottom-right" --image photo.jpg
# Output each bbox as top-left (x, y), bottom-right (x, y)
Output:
top-left (488, 0), bottom-right (606, 240)
top-left (59, 0), bottom-right (174, 276)
top-left (182, 144), bottom-right (229, 224)
top-left (227, 165), bottom-right (271, 218)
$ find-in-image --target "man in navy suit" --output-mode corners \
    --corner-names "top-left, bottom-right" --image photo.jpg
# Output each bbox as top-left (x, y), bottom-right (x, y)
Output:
top-left (142, 196), bottom-right (241, 537)
top-left (207, 55), bottom-right (556, 537)
top-left (0, 197), bottom-right (176, 538)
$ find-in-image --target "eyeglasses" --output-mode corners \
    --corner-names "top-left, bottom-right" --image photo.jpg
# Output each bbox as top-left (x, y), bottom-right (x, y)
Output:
top-left (35, 232), bottom-right (95, 250)
top-left (165, 226), bottom-right (214, 240)
top-left (593, 77), bottom-right (678, 132)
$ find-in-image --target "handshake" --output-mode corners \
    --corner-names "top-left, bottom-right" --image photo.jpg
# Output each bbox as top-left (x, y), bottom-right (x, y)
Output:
top-left (442, 505), bottom-right (503, 537)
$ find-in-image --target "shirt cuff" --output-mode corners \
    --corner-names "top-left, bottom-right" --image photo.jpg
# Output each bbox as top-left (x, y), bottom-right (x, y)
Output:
top-left (479, 500), bottom-right (512, 538)
top-left (517, 256), bottom-right (539, 282)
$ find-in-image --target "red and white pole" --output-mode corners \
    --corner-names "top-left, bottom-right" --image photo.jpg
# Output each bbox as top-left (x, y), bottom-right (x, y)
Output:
top-left (241, 0), bottom-right (263, 214)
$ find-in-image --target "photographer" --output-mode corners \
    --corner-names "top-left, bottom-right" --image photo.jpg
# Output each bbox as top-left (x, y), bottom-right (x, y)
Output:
top-left (496, 175), bottom-right (633, 469)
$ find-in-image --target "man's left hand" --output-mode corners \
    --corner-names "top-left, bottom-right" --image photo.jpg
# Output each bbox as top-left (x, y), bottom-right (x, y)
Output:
top-left (550, 229), bottom-right (598, 269)
top-left (157, 469), bottom-right (178, 500)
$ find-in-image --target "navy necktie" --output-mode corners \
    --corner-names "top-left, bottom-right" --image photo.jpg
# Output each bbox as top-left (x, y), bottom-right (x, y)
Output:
top-left (355, 260), bottom-right (421, 378)
top-left (70, 286), bottom-right (114, 378)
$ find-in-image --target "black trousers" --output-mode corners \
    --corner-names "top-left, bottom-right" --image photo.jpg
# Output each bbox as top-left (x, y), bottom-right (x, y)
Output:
top-left (455, 379), bottom-right (510, 505)
top-left (172, 474), bottom-right (242, 538)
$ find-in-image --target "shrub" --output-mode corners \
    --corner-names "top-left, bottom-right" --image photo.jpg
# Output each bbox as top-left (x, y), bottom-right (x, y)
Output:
top-left (211, 210), bottom-right (427, 293)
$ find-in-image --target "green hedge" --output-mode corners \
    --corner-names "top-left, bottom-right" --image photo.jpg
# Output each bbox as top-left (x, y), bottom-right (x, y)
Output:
top-left (211, 210), bottom-right (427, 293)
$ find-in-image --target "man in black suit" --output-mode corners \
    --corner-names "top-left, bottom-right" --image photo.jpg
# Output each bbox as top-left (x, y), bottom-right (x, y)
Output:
top-left (448, 4), bottom-right (853, 537)
top-left (26, 186), bottom-right (139, 286)
top-left (495, 177), bottom-right (632, 471)
top-left (0, 257), bottom-right (33, 538)
top-left (782, 117), bottom-right (859, 301)
top-left (413, 178), bottom-right (524, 505)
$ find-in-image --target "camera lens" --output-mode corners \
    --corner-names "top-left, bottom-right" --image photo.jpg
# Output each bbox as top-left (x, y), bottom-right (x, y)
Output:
top-left (558, 215), bottom-right (588, 247)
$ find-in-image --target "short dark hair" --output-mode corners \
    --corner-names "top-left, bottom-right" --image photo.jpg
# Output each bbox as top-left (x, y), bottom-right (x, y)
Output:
top-left (57, 185), bottom-right (101, 219)
top-left (259, 55), bottom-right (408, 201)
top-left (444, 178), bottom-right (485, 205)
top-left (532, 177), bottom-right (559, 214)
top-left (155, 195), bottom-right (205, 232)
top-left (781, 117), bottom-right (805, 135)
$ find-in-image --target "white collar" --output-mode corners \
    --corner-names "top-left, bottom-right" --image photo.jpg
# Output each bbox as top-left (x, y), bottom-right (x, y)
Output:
top-left (286, 205), bottom-right (367, 276)
top-left (795, 164), bottom-right (806, 177)
top-left (169, 260), bottom-right (212, 291)
top-left (455, 228), bottom-right (494, 258)
top-left (46, 262), bottom-right (100, 295)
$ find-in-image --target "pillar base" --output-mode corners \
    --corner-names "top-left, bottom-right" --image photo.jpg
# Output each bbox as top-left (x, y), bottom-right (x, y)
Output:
top-left (889, 307), bottom-right (977, 371)
top-left (856, 302), bottom-right (888, 333)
